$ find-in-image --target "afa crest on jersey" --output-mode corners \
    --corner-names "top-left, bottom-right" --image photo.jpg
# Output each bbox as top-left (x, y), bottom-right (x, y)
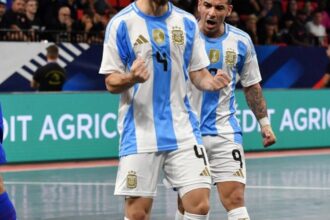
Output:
top-left (225, 50), bottom-right (236, 67)
top-left (209, 49), bottom-right (220, 63)
top-left (153, 29), bottom-right (165, 44)
top-left (171, 27), bottom-right (184, 45)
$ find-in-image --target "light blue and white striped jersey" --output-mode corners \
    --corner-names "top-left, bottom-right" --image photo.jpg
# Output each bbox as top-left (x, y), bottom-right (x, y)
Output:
top-left (188, 23), bottom-right (262, 144)
top-left (99, 2), bottom-right (209, 156)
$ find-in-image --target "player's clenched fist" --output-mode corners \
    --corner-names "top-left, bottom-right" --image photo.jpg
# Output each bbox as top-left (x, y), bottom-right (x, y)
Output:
top-left (261, 125), bottom-right (276, 148)
top-left (130, 56), bottom-right (150, 83)
top-left (213, 69), bottom-right (231, 89)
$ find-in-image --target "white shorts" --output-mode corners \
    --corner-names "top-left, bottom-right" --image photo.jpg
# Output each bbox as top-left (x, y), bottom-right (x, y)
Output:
top-left (203, 136), bottom-right (246, 184)
top-left (114, 145), bottom-right (211, 198)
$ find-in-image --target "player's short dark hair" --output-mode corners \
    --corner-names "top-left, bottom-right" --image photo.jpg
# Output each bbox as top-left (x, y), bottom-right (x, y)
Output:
top-left (46, 44), bottom-right (59, 59)
top-left (227, 0), bottom-right (232, 4)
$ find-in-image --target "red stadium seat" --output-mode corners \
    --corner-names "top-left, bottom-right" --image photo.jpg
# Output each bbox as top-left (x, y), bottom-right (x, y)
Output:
top-left (282, 0), bottom-right (318, 13)
top-left (297, 1), bottom-right (304, 10)
top-left (311, 2), bottom-right (318, 10)
top-left (281, 0), bottom-right (288, 13)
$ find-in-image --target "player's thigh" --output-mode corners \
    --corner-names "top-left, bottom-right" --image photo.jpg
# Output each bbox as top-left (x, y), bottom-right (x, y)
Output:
top-left (115, 152), bottom-right (164, 198)
top-left (203, 136), bottom-right (246, 184)
top-left (164, 145), bottom-right (211, 198)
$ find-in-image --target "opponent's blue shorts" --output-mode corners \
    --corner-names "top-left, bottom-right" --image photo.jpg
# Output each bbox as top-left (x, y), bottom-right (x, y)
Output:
top-left (0, 103), bottom-right (7, 165)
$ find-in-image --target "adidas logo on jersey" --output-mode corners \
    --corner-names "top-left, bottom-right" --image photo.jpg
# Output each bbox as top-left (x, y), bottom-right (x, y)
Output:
top-left (200, 167), bottom-right (211, 177)
top-left (134, 35), bottom-right (148, 46)
top-left (233, 169), bottom-right (244, 178)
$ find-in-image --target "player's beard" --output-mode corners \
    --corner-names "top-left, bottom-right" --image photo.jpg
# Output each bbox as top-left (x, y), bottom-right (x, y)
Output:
top-left (153, 0), bottom-right (168, 6)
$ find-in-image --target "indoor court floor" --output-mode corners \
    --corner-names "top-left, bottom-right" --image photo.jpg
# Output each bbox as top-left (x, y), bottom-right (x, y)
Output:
top-left (1, 150), bottom-right (330, 220)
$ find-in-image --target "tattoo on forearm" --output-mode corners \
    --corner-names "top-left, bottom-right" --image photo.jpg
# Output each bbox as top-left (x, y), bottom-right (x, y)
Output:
top-left (244, 85), bottom-right (267, 120)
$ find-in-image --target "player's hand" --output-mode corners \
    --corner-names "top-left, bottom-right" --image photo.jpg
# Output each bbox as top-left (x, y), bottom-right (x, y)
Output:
top-left (261, 125), bottom-right (276, 148)
top-left (130, 56), bottom-right (150, 83)
top-left (213, 69), bottom-right (231, 90)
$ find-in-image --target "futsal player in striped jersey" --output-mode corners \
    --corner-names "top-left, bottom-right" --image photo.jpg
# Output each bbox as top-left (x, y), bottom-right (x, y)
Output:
top-left (99, 0), bottom-right (231, 219)
top-left (0, 104), bottom-right (17, 220)
top-left (175, 0), bottom-right (277, 220)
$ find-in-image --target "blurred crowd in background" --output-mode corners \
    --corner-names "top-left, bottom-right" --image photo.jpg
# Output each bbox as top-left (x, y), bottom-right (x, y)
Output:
top-left (0, 0), bottom-right (329, 46)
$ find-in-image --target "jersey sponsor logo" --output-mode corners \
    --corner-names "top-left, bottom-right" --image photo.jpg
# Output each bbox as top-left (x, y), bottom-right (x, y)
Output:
top-left (225, 49), bottom-right (237, 67)
top-left (152, 29), bottom-right (165, 44)
top-left (233, 168), bottom-right (244, 178)
top-left (200, 166), bottom-right (211, 176)
top-left (127, 171), bottom-right (137, 189)
top-left (209, 49), bottom-right (220, 63)
top-left (133, 34), bottom-right (149, 46)
top-left (171, 27), bottom-right (184, 45)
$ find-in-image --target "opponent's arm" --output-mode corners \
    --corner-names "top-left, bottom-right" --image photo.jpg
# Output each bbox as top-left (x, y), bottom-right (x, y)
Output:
top-left (189, 68), bottom-right (230, 91)
top-left (243, 83), bottom-right (276, 147)
top-left (105, 57), bottom-right (149, 94)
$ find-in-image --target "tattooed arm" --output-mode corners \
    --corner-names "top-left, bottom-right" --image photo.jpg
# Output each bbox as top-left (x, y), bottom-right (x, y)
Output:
top-left (243, 83), bottom-right (276, 147)
top-left (243, 83), bottom-right (267, 119)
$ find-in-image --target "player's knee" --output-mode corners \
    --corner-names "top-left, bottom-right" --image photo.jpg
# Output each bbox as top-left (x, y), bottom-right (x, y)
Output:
top-left (189, 199), bottom-right (210, 215)
top-left (182, 198), bottom-right (210, 215)
top-left (196, 201), bottom-right (210, 215)
top-left (128, 210), bottom-right (148, 220)
top-left (125, 197), bottom-right (152, 220)
top-left (230, 192), bottom-right (244, 206)
top-left (222, 190), bottom-right (245, 210)
top-left (181, 188), bottom-right (210, 215)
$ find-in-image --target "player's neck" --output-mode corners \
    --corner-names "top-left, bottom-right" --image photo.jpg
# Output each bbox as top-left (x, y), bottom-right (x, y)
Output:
top-left (136, 0), bottom-right (168, 16)
top-left (47, 58), bottom-right (57, 63)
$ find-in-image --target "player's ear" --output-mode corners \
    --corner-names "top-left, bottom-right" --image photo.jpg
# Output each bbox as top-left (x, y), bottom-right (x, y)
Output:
top-left (227, 5), bottom-right (233, 17)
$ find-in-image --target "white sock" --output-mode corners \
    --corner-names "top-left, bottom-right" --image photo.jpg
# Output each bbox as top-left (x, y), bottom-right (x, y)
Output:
top-left (184, 211), bottom-right (209, 220)
top-left (124, 217), bottom-right (130, 220)
top-left (228, 207), bottom-right (250, 220)
top-left (175, 209), bottom-right (184, 220)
